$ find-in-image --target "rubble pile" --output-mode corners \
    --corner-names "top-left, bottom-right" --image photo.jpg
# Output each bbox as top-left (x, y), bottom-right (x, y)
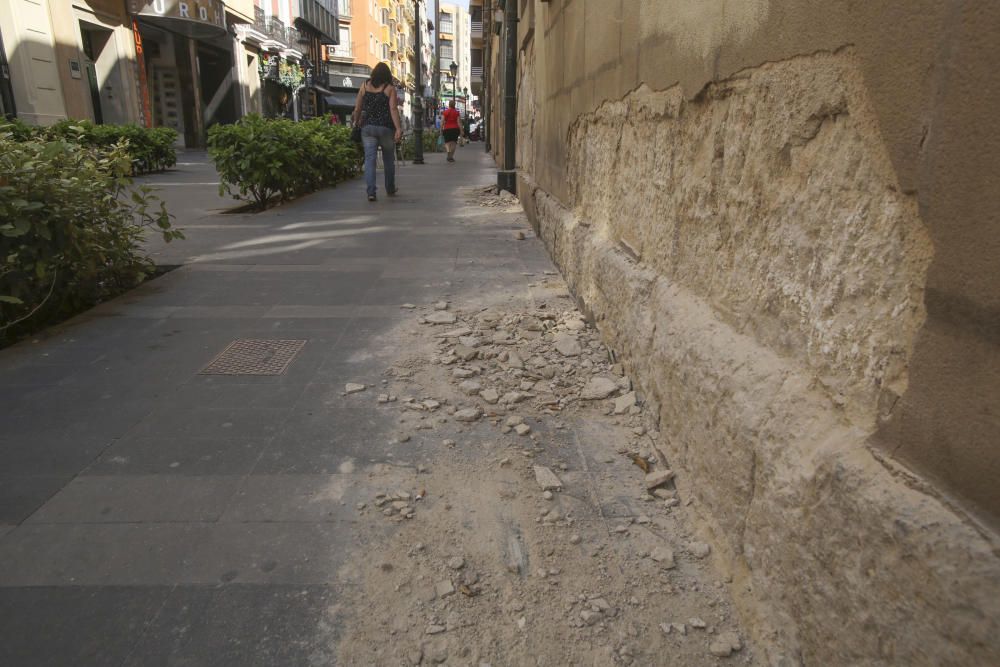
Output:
top-left (472, 185), bottom-right (520, 208)
top-left (339, 299), bottom-right (752, 665)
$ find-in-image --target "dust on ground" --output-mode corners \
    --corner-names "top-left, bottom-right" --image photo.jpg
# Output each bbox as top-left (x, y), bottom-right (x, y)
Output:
top-left (331, 187), bottom-right (756, 666)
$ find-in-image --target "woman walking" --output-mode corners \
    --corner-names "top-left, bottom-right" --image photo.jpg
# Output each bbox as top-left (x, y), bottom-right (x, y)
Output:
top-left (441, 100), bottom-right (463, 162)
top-left (352, 62), bottom-right (403, 201)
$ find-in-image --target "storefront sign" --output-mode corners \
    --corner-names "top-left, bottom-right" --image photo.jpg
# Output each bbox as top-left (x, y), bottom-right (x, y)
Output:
top-left (128, 0), bottom-right (227, 38)
top-left (330, 73), bottom-right (367, 90)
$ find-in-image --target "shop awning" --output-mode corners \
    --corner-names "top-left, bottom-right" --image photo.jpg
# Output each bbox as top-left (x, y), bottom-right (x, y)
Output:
top-left (324, 92), bottom-right (359, 108)
top-left (313, 84), bottom-right (357, 108)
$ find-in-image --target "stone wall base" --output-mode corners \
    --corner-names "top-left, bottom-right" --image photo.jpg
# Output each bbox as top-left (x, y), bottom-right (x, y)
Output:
top-left (518, 175), bottom-right (1000, 665)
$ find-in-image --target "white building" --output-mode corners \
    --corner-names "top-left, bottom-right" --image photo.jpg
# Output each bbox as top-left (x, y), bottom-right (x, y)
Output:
top-left (438, 2), bottom-right (469, 110)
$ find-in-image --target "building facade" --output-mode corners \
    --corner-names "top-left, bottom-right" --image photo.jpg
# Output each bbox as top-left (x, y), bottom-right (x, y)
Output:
top-left (469, 0), bottom-right (484, 115)
top-left (436, 2), bottom-right (468, 111)
top-left (0, 0), bottom-right (146, 127)
top-left (324, 0), bottom-right (423, 125)
top-left (0, 0), bottom-right (338, 144)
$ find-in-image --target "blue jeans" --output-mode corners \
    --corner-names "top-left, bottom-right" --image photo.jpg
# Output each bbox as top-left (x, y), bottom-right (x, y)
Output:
top-left (362, 125), bottom-right (396, 196)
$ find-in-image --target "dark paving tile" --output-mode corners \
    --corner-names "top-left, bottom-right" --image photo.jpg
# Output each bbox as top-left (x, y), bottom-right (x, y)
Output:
top-left (252, 405), bottom-right (392, 474)
top-left (0, 437), bottom-right (110, 476)
top-left (2, 401), bottom-right (157, 440)
top-left (151, 316), bottom-right (271, 333)
top-left (313, 317), bottom-right (401, 371)
top-left (198, 382), bottom-right (309, 410)
top-left (221, 475), bottom-right (366, 523)
top-left (185, 523), bottom-right (350, 585)
top-left (253, 438), bottom-right (398, 474)
top-left (363, 279), bottom-right (458, 305)
top-left (128, 407), bottom-right (292, 440)
top-left (0, 475), bottom-right (73, 523)
top-left (27, 476), bottom-right (243, 523)
top-left (254, 317), bottom-right (356, 332)
top-left (32, 314), bottom-right (166, 347)
top-left (122, 584), bottom-right (340, 667)
top-left (0, 586), bottom-right (171, 667)
top-left (0, 341), bottom-right (107, 366)
top-left (0, 525), bottom-right (13, 540)
top-left (291, 384), bottom-right (374, 412)
top-left (84, 437), bottom-right (270, 476)
top-left (191, 272), bottom-right (379, 307)
top-left (55, 364), bottom-right (197, 401)
top-left (0, 362), bottom-right (83, 388)
top-left (0, 524), bottom-right (211, 586)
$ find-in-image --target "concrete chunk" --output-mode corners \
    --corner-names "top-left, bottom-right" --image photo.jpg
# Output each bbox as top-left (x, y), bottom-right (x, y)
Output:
top-left (534, 465), bottom-right (563, 491)
top-left (454, 407), bottom-right (481, 422)
top-left (650, 546), bottom-right (676, 569)
top-left (581, 377), bottom-right (618, 400)
top-left (613, 391), bottom-right (637, 414)
top-left (645, 469), bottom-right (675, 490)
top-left (553, 333), bottom-right (582, 357)
top-left (424, 312), bottom-right (458, 325)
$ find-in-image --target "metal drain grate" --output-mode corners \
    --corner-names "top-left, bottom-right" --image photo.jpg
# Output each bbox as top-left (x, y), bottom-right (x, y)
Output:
top-left (200, 339), bottom-right (307, 375)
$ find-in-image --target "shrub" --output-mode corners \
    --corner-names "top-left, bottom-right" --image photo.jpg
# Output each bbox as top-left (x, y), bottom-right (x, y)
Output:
top-left (401, 128), bottom-right (442, 159)
top-left (0, 119), bottom-right (178, 175)
top-left (207, 115), bottom-right (362, 210)
top-left (0, 131), bottom-right (183, 343)
top-left (46, 120), bottom-right (178, 174)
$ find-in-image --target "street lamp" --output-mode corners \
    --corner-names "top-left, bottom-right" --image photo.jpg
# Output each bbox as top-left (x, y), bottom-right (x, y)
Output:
top-left (411, 0), bottom-right (423, 164)
top-left (450, 61), bottom-right (458, 103)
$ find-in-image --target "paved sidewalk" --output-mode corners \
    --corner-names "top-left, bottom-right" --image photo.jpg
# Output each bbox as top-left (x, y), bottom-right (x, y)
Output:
top-left (0, 146), bottom-right (546, 665)
top-left (1, 147), bottom-right (754, 666)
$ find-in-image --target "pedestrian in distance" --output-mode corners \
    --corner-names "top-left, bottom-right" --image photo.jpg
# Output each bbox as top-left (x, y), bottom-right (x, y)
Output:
top-left (352, 62), bottom-right (403, 202)
top-left (441, 100), bottom-right (464, 163)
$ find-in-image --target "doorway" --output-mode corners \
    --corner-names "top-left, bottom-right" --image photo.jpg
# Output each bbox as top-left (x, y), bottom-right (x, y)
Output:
top-left (79, 22), bottom-right (127, 124)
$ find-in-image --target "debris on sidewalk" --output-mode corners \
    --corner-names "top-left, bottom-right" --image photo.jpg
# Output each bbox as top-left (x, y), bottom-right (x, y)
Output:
top-left (533, 466), bottom-right (563, 491)
top-left (710, 632), bottom-right (743, 657)
top-left (345, 383), bottom-right (367, 394)
top-left (337, 223), bottom-right (753, 665)
top-left (645, 469), bottom-right (675, 490)
top-left (423, 311), bottom-right (458, 325)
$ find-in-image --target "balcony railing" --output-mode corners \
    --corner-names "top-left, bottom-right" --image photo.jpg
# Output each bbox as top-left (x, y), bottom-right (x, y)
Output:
top-left (471, 21), bottom-right (483, 38)
top-left (290, 27), bottom-right (311, 45)
top-left (328, 43), bottom-right (352, 59)
top-left (254, 6), bottom-right (266, 33)
top-left (266, 17), bottom-right (288, 44)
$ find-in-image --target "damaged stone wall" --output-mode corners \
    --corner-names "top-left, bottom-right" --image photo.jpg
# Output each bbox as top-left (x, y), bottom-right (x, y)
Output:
top-left (566, 54), bottom-right (932, 423)
top-left (508, 1), bottom-right (1000, 664)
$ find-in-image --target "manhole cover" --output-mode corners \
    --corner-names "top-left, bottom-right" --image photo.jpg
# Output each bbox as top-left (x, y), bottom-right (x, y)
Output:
top-left (200, 339), bottom-right (307, 375)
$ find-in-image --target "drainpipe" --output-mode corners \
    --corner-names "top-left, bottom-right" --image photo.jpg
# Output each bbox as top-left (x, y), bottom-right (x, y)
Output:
top-left (497, 0), bottom-right (517, 194)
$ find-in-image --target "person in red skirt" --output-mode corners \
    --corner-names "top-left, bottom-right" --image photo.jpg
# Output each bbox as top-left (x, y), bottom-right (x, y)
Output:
top-left (441, 100), bottom-right (463, 162)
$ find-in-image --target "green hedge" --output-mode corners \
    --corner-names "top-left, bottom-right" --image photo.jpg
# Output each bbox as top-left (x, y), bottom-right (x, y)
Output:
top-left (207, 115), bottom-right (361, 211)
top-left (401, 128), bottom-right (442, 159)
top-left (0, 130), bottom-right (183, 343)
top-left (1, 118), bottom-right (177, 175)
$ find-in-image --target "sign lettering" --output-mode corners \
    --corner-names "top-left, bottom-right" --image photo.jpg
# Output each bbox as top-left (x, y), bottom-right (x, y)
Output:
top-left (128, 0), bottom-right (226, 30)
